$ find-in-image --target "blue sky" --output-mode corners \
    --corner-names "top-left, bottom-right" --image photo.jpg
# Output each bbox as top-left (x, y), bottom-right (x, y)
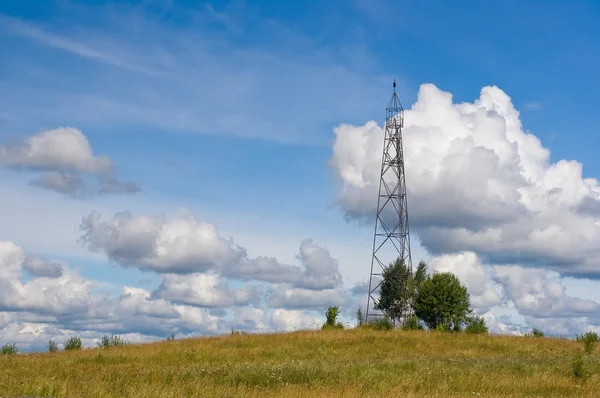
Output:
top-left (2, 0), bottom-right (600, 349)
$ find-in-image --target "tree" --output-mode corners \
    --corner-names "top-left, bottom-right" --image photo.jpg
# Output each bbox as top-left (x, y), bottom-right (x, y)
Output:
top-left (322, 306), bottom-right (344, 330)
top-left (413, 261), bottom-right (427, 293)
top-left (414, 272), bottom-right (470, 331)
top-left (375, 257), bottom-right (429, 326)
top-left (356, 307), bottom-right (364, 326)
top-left (374, 257), bottom-right (413, 325)
top-left (464, 313), bottom-right (488, 334)
top-left (63, 336), bottom-right (82, 351)
top-left (48, 340), bottom-right (58, 352)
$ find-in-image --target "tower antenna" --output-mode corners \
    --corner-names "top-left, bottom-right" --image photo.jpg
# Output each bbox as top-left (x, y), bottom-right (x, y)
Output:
top-left (365, 80), bottom-right (413, 325)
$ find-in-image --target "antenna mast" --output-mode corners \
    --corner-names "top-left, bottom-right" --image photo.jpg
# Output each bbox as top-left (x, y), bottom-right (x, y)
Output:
top-left (365, 80), bottom-right (413, 324)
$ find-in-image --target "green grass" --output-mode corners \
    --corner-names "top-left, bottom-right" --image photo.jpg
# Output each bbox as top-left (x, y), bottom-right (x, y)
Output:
top-left (1, 328), bottom-right (599, 397)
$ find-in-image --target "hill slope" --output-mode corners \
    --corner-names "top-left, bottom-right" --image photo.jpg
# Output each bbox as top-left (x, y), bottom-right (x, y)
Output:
top-left (1, 328), bottom-right (599, 397)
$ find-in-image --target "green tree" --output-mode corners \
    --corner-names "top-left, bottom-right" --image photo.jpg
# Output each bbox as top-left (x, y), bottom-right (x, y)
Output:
top-left (356, 307), bottom-right (364, 326)
top-left (322, 306), bottom-right (344, 330)
top-left (464, 313), bottom-right (488, 334)
top-left (412, 261), bottom-right (427, 293)
top-left (414, 272), bottom-right (470, 331)
top-left (64, 336), bottom-right (82, 351)
top-left (48, 340), bottom-right (58, 352)
top-left (1, 343), bottom-right (18, 355)
top-left (374, 257), bottom-right (413, 325)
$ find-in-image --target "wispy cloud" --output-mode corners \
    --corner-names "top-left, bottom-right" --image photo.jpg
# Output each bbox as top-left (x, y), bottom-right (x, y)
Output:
top-left (524, 101), bottom-right (543, 110)
top-left (0, 14), bottom-right (164, 76)
top-left (0, 5), bottom-right (392, 145)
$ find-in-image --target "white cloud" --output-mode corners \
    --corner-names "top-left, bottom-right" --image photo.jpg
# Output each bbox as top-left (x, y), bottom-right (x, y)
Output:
top-left (270, 309), bottom-right (322, 332)
top-left (0, 236), bottom-right (351, 350)
top-left (153, 273), bottom-right (262, 308)
top-left (267, 284), bottom-right (349, 310)
top-left (428, 252), bottom-right (501, 310)
top-left (79, 210), bottom-right (247, 274)
top-left (492, 265), bottom-right (599, 317)
top-left (79, 211), bottom-right (348, 296)
top-left (0, 127), bottom-right (139, 197)
top-left (330, 83), bottom-right (600, 276)
top-left (22, 254), bottom-right (64, 278)
top-left (0, 127), bottom-right (111, 173)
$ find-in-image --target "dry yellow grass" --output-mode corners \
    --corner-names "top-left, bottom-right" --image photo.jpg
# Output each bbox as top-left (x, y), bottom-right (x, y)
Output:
top-left (1, 328), bottom-right (599, 397)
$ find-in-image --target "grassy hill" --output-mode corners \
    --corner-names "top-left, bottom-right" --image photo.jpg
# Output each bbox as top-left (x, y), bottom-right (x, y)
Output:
top-left (1, 328), bottom-right (600, 397)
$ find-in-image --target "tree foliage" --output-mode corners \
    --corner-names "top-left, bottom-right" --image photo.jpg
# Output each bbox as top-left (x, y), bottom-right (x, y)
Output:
top-left (414, 272), bottom-right (471, 331)
top-left (64, 336), bottom-right (82, 351)
top-left (465, 313), bottom-right (488, 334)
top-left (48, 340), bottom-right (58, 353)
top-left (322, 306), bottom-right (344, 330)
top-left (356, 307), bottom-right (364, 326)
top-left (374, 257), bottom-right (415, 325)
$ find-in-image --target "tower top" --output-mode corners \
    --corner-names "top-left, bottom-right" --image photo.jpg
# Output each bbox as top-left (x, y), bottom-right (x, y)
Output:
top-left (393, 79), bottom-right (396, 92)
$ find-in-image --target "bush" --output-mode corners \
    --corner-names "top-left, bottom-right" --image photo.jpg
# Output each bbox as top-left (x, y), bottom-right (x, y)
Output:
top-left (48, 340), bottom-right (59, 353)
top-left (530, 328), bottom-right (544, 337)
top-left (369, 314), bottom-right (394, 331)
top-left (322, 306), bottom-right (344, 330)
top-left (166, 333), bottom-right (176, 341)
top-left (571, 353), bottom-right (590, 379)
top-left (577, 332), bottom-right (599, 354)
top-left (414, 272), bottom-right (470, 331)
top-left (1, 343), bottom-right (18, 355)
top-left (98, 335), bottom-right (127, 348)
top-left (64, 336), bottom-right (82, 351)
top-left (356, 308), bottom-right (364, 327)
top-left (465, 314), bottom-right (488, 334)
top-left (402, 314), bottom-right (422, 330)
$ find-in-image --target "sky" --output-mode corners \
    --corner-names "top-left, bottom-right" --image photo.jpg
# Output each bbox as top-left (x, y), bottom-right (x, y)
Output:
top-left (1, 0), bottom-right (600, 351)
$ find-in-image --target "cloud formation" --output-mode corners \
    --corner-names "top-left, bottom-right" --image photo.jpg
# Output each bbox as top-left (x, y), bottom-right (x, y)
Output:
top-left (330, 83), bottom-right (600, 276)
top-left (79, 211), bottom-right (345, 294)
top-left (0, 239), bottom-right (339, 351)
top-left (0, 127), bottom-right (140, 197)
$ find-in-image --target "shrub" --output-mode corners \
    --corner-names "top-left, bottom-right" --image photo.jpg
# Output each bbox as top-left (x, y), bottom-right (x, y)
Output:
top-left (577, 332), bottom-right (599, 354)
top-left (356, 307), bottom-right (364, 327)
top-left (322, 306), bottom-right (344, 330)
top-left (465, 314), bottom-right (488, 334)
top-left (530, 328), bottom-right (544, 337)
top-left (98, 335), bottom-right (127, 348)
top-left (1, 343), bottom-right (18, 355)
top-left (64, 336), bottom-right (82, 351)
top-left (414, 272), bottom-right (470, 331)
top-left (166, 333), bottom-right (176, 341)
top-left (571, 353), bottom-right (590, 379)
top-left (48, 340), bottom-right (58, 353)
top-left (370, 314), bottom-right (394, 331)
top-left (402, 314), bottom-right (421, 330)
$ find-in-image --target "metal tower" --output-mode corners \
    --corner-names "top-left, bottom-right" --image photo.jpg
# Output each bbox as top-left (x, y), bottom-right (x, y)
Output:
top-left (365, 80), bottom-right (413, 323)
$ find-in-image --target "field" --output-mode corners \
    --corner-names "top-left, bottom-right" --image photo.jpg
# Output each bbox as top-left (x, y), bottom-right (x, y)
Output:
top-left (1, 328), bottom-right (600, 397)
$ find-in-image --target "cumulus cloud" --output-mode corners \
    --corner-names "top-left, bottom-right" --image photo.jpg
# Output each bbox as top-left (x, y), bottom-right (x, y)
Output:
top-left (330, 83), bottom-right (600, 276)
top-left (79, 211), bottom-right (346, 294)
top-left (492, 265), bottom-right (599, 317)
top-left (0, 233), bottom-right (352, 350)
top-left (22, 254), bottom-right (64, 278)
top-left (0, 127), bottom-right (139, 197)
top-left (0, 127), bottom-right (112, 173)
top-left (152, 273), bottom-right (262, 308)
top-left (79, 210), bottom-right (248, 274)
top-left (426, 250), bottom-right (600, 334)
top-left (267, 284), bottom-right (350, 310)
top-left (429, 252), bottom-right (501, 310)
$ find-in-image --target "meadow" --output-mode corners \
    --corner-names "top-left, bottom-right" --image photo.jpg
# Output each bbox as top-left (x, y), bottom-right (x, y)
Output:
top-left (1, 328), bottom-right (599, 397)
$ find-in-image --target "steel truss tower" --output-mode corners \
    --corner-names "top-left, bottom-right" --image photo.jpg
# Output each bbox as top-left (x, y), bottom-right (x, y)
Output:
top-left (365, 80), bottom-right (413, 324)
